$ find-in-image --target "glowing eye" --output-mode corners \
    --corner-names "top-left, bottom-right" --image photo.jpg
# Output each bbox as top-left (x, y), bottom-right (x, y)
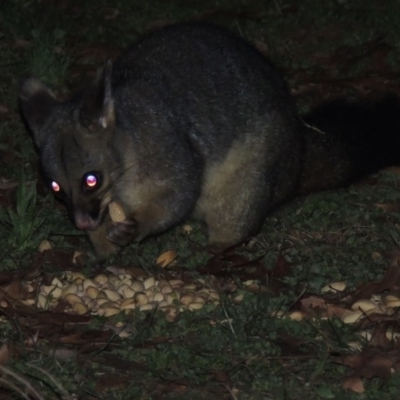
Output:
top-left (51, 181), bottom-right (60, 192)
top-left (85, 174), bottom-right (98, 188)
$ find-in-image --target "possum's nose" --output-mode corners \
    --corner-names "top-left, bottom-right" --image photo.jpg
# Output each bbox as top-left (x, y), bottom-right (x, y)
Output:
top-left (74, 211), bottom-right (99, 230)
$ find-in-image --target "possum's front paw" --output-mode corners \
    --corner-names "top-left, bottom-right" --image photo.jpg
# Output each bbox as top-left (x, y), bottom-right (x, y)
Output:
top-left (88, 223), bottom-right (120, 260)
top-left (107, 201), bottom-right (137, 246)
top-left (107, 219), bottom-right (137, 246)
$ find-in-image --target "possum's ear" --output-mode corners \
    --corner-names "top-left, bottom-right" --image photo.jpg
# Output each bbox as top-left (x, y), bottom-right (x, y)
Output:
top-left (19, 76), bottom-right (58, 147)
top-left (77, 59), bottom-right (115, 133)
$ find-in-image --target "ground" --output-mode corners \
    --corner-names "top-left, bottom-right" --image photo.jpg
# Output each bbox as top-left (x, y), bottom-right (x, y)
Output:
top-left (1, 0), bottom-right (400, 399)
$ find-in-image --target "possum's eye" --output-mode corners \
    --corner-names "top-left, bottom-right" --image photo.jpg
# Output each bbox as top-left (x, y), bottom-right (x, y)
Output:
top-left (51, 181), bottom-right (61, 192)
top-left (83, 172), bottom-right (101, 190)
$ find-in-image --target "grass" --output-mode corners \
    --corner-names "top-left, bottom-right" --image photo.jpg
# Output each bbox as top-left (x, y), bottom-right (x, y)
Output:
top-left (1, 0), bottom-right (400, 398)
top-left (0, 169), bottom-right (49, 252)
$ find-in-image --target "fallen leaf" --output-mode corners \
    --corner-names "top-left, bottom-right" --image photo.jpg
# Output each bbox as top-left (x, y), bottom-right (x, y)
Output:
top-left (2, 279), bottom-right (29, 300)
top-left (59, 330), bottom-right (113, 345)
top-left (333, 351), bottom-right (400, 380)
top-left (0, 178), bottom-right (18, 190)
top-left (0, 344), bottom-right (10, 366)
top-left (95, 374), bottom-right (136, 393)
top-left (0, 104), bottom-right (9, 114)
top-left (342, 376), bottom-right (365, 393)
top-left (375, 203), bottom-right (400, 212)
top-left (300, 295), bottom-right (327, 309)
top-left (51, 348), bottom-right (78, 361)
top-left (211, 370), bottom-right (231, 385)
top-left (14, 38), bottom-right (32, 49)
top-left (355, 266), bottom-right (400, 299)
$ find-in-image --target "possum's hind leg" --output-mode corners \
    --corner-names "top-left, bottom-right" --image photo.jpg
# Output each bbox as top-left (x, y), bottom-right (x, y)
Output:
top-left (196, 143), bottom-right (272, 249)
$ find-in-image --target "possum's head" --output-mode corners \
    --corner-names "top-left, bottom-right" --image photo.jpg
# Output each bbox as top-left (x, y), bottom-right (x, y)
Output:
top-left (19, 62), bottom-right (122, 231)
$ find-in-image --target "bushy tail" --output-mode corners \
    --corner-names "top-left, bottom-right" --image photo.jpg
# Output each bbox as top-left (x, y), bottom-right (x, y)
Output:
top-left (298, 94), bottom-right (400, 194)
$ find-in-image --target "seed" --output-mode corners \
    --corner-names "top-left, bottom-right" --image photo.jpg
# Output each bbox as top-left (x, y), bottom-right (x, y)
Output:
top-left (358, 330), bottom-right (372, 341)
top-left (158, 279), bottom-right (170, 288)
top-left (288, 311), bottom-right (305, 321)
top-left (158, 300), bottom-right (169, 308)
top-left (87, 299), bottom-right (99, 311)
top-left (51, 286), bottom-right (63, 299)
top-left (120, 298), bottom-right (136, 310)
top-left (194, 296), bottom-right (206, 304)
top-left (38, 240), bottom-right (53, 252)
top-left (109, 201), bottom-right (126, 222)
top-left (139, 304), bottom-right (153, 311)
top-left (351, 300), bottom-right (377, 314)
top-left (116, 278), bottom-right (132, 289)
top-left (117, 283), bottom-right (130, 293)
top-left (181, 224), bottom-right (193, 234)
top-left (96, 298), bottom-right (109, 306)
top-left (97, 290), bottom-right (108, 300)
top-left (166, 292), bottom-right (179, 305)
top-left (24, 283), bottom-right (34, 293)
top-left (94, 274), bottom-right (109, 286)
top-left (342, 311), bottom-right (363, 324)
top-left (22, 299), bottom-right (35, 306)
top-left (83, 279), bottom-right (96, 291)
top-left (134, 293), bottom-right (149, 306)
top-left (109, 275), bottom-right (120, 287)
top-left (41, 284), bottom-right (56, 295)
top-left (64, 293), bottom-right (83, 306)
top-left (161, 284), bottom-right (173, 295)
top-left (120, 286), bottom-right (135, 299)
top-left (187, 302), bottom-right (203, 311)
top-left (386, 326), bottom-right (400, 340)
top-left (233, 294), bottom-right (244, 304)
top-left (145, 288), bottom-right (157, 299)
top-left (73, 302), bottom-right (88, 315)
top-left (156, 250), bottom-right (177, 268)
top-left (164, 307), bottom-right (179, 322)
top-left (72, 250), bottom-right (85, 265)
top-left (195, 292), bottom-right (209, 302)
top-left (36, 294), bottom-right (48, 309)
top-left (118, 329), bottom-right (130, 338)
top-left (103, 289), bottom-right (121, 302)
top-left (180, 293), bottom-right (195, 306)
top-left (385, 295), bottom-right (400, 308)
top-left (99, 300), bottom-right (119, 308)
top-left (67, 271), bottom-right (86, 281)
top-left (61, 284), bottom-right (78, 299)
top-left (208, 290), bottom-right (220, 301)
top-left (75, 278), bottom-right (84, 286)
top-left (81, 295), bottom-right (92, 305)
top-left (169, 279), bottom-right (183, 288)
top-left (86, 286), bottom-right (99, 299)
top-left (51, 277), bottom-right (63, 288)
top-left (270, 310), bottom-right (285, 318)
top-left (321, 281), bottom-right (347, 293)
top-left (143, 276), bottom-right (156, 290)
top-left (131, 281), bottom-right (145, 292)
top-left (152, 292), bottom-right (165, 303)
top-left (182, 284), bottom-right (196, 291)
top-left (98, 306), bottom-right (120, 317)
top-left (347, 341), bottom-right (362, 351)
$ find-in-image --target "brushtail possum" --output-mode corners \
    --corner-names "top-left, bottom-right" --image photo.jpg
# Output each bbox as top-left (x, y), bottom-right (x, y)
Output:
top-left (19, 23), bottom-right (400, 258)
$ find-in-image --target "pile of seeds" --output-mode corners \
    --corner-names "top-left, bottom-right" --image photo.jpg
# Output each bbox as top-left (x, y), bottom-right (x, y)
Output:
top-left (268, 280), bottom-right (400, 348)
top-left (321, 281), bottom-right (400, 325)
top-left (25, 271), bottom-right (220, 321)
